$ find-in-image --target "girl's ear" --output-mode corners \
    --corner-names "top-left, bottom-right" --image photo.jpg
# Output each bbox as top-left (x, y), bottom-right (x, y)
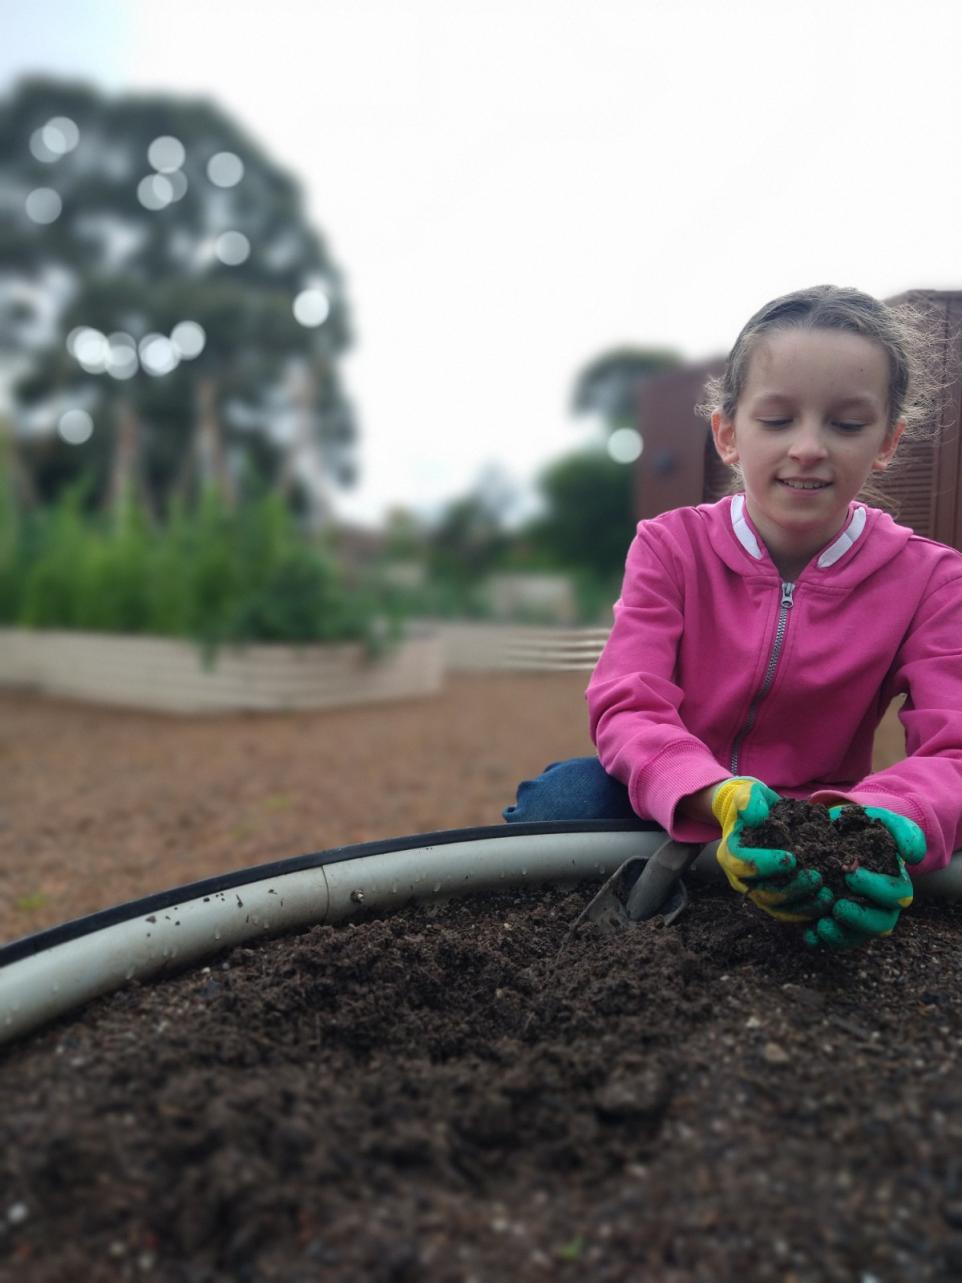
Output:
top-left (872, 419), bottom-right (906, 472)
top-left (711, 409), bottom-right (739, 464)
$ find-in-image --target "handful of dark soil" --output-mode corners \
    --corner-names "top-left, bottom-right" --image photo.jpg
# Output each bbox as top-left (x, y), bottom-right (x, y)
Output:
top-left (742, 798), bottom-right (901, 900)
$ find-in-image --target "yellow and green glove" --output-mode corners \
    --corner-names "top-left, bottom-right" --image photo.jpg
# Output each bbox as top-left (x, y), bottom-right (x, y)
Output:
top-left (803, 806), bottom-right (926, 950)
top-left (711, 777), bottom-right (834, 923)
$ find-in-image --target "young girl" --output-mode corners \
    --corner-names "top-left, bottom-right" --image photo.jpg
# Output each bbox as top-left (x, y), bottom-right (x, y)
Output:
top-left (505, 285), bottom-right (962, 949)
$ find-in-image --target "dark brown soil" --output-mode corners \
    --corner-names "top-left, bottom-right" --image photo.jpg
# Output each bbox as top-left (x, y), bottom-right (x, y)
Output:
top-left (744, 799), bottom-right (901, 896)
top-left (3, 879), bottom-right (962, 1283)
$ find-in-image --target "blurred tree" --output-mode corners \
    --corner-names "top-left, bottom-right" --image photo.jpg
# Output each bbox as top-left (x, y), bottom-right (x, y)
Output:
top-left (572, 345), bottom-right (681, 432)
top-left (428, 489), bottom-right (511, 584)
top-left (524, 448), bottom-right (635, 580)
top-left (0, 76), bottom-right (356, 521)
top-left (417, 466), bottom-right (517, 615)
top-left (381, 506), bottom-right (426, 560)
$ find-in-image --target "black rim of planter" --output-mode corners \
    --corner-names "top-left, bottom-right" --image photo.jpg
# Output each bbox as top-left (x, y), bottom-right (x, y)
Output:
top-left (0, 820), bottom-right (659, 967)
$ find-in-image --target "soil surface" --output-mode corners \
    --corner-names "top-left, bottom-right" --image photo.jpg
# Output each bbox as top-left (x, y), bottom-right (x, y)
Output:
top-left (744, 799), bottom-right (901, 896)
top-left (3, 883), bottom-right (962, 1283)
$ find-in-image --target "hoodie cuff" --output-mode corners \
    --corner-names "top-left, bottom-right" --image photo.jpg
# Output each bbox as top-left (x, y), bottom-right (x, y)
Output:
top-left (808, 787), bottom-right (939, 875)
top-left (630, 744), bottom-right (731, 844)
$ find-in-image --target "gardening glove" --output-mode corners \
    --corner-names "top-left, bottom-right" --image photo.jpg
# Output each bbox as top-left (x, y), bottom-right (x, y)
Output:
top-left (804, 806), bottom-right (926, 950)
top-left (712, 777), bottom-right (833, 923)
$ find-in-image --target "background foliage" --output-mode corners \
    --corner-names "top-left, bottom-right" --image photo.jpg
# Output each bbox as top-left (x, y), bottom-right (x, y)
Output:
top-left (1, 472), bottom-right (385, 651)
top-left (0, 75), bottom-right (682, 638)
top-left (1, 77), bottom-right (356, 521)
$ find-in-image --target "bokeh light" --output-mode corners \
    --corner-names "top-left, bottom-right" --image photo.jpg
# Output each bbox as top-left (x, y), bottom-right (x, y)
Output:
top-left (137, 174), bottom-right (174, 211)
top-left (293, 287), bottom-right (330, 327)
top-left (25, 187), bottom-right (62, 224)
top-left (30, 117), bottom-right (79, 162)
top-left (106, 333), bottom-right (139, 380)
top-left (139, 334), bottom-right (180, 376)
top-left (170, 321), bottom-right (206, 358)
top-left (165, 170), bottom-right (189, 201)
top-left (607, 427), bottom-right (643, 464)
top-left (29, 130), bottom-right (59, 163)
top-left (42, 117), bottom-right (80, 156)
top-left (214, 231), bottom-right (250, 265)
top-left (207, 151), bottom-right (244, 187)
top-left (148, 135), bottom-right (186, 173)
top-left (72, 328), bottom-right (110, 373)
top-left (65, 327), bottom-right (90, 357)
top-left (58, 409), bottom-right (94, 445)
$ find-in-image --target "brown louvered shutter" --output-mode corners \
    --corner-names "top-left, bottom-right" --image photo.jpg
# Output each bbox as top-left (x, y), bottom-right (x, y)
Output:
top-left (872, 288), bottom-right (961, 543)
top-left (872, 432), bottom-right (938, 535)
top-left (929, 292), bottom-right (962, 550)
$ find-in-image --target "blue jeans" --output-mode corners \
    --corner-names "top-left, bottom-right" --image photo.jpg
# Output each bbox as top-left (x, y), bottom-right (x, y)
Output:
top-left (503, 755), bottom-right (648, 825)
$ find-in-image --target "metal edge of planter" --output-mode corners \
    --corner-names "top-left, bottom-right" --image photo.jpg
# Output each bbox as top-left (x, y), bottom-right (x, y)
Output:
top-left (0, 822), bottom-right (664, 1049)
top-left (1, 823), bottom-right (960, 1051)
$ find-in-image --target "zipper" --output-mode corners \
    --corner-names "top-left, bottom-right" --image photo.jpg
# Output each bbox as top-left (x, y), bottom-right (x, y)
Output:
top-left (729, 581), bottom-right (795, 775)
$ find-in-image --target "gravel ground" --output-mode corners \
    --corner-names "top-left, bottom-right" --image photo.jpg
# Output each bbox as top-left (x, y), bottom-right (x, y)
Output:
top-left (0, 678), bottom-right (905, 946)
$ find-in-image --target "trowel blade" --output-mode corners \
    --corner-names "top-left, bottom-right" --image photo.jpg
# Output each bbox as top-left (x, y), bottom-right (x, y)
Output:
top-left (572, 855), bottom-right (689, 935)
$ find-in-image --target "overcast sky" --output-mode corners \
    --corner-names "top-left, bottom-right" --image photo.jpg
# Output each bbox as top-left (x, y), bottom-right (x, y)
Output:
top-left (4, 0), bottom-right (962, 526)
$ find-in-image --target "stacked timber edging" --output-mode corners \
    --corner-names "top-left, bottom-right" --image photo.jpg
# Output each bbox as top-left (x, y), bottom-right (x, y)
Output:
top-left (499, 626), bottom-right (610, 671)
top-left (0, 629), bottom-right (443, 714)
top-left (428, 622), bottom-right (609, 673)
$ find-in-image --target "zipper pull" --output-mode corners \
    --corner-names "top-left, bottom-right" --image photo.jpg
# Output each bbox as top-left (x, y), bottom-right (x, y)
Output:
top-left (781, 582), bottom-right (795, 607)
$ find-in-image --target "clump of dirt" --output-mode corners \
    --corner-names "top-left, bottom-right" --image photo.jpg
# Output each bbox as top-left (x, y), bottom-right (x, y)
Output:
top-left (743, 798), bottom-right (900, 897)
top-left (3, 881), bottom-right (962, 1283)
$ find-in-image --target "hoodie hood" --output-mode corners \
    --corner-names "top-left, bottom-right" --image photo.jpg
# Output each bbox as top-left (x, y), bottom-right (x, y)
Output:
top-left (699, 494), bottom-right (915, 586)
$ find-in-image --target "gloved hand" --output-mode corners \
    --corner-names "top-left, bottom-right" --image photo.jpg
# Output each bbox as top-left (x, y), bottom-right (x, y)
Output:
top-left (804, 805), bottom-right (926, 950)
top-left (711, 777), bottom-right (833, 922)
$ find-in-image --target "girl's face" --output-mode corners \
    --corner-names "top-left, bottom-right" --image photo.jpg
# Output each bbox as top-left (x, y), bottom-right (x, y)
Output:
top-left (710, 327), bottom-right (904, 576)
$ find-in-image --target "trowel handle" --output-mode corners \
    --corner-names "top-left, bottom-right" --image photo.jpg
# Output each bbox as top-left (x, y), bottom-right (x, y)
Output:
top-left (625, 840), bottom-right (704, 921)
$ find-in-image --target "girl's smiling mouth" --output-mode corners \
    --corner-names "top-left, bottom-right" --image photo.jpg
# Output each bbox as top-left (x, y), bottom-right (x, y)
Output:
top-left (777, 478), bottom-right (832, 490)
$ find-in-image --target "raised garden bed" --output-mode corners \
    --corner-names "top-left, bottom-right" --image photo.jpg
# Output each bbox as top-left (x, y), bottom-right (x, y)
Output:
top-left (3, 866), bottom-right (962, 1281)
top-left (0, 627), bottom-right (442, 713)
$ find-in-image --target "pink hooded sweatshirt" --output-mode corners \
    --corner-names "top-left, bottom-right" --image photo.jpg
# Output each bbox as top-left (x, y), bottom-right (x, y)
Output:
top-left (586, 495), bottom-right (962, 874)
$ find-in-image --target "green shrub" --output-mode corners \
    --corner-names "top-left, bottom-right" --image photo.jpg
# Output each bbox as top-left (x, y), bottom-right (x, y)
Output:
top-left (72, 499), bottom-right (154, 633)
top-left (18, 488), bottom-right (91, 629)
top-left (225, 545), bottom-right (366, 644)
top-left (6, 482), bottom-right (392, 653)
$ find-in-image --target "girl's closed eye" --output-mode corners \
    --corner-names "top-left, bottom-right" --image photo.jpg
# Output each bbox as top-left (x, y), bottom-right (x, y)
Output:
top-left (756, 418), bottom-right (867, 431)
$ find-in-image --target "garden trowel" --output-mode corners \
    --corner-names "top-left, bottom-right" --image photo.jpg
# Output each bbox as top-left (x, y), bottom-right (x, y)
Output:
top-left (572, 837), bottom-right (703, 933)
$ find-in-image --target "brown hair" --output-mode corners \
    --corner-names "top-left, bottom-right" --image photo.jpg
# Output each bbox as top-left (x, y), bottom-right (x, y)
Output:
top-left (695, 285), bottom-right (944, 508)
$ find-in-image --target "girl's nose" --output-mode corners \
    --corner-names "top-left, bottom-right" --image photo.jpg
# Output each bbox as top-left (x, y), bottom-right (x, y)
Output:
top-left (788, 424), bottom-right (828, 461)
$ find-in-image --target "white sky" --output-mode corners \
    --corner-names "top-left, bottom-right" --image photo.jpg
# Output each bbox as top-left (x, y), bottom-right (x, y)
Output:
top-left (4, 0), bottom-right (962, 526)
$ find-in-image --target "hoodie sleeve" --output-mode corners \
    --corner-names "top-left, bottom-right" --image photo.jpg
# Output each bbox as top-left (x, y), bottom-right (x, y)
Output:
top-left (810, 567), bottom-right (962, 874)
top-left (586, 522), bottom-right (730, 842)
